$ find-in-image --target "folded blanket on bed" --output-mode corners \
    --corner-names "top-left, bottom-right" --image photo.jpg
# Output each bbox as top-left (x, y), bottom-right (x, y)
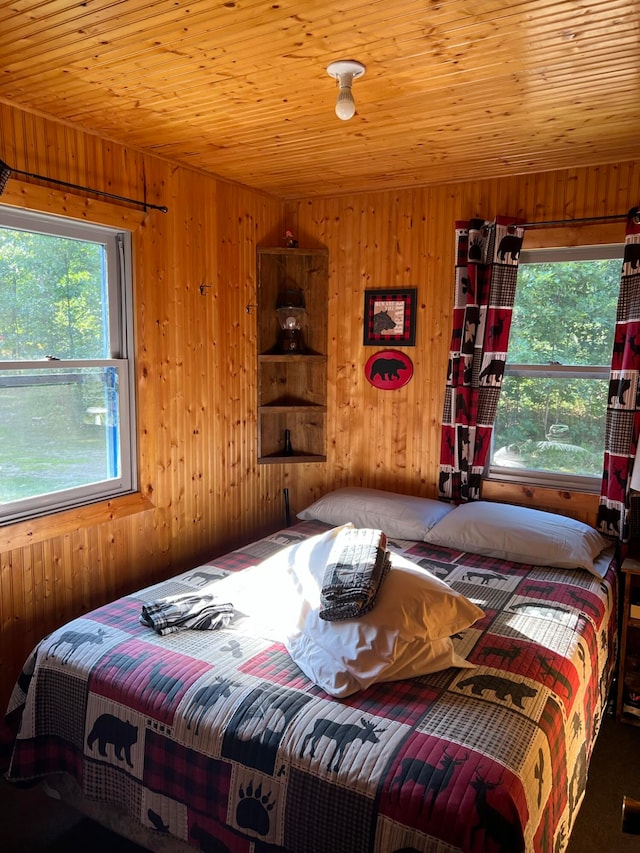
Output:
top-left (319, 528), bottom-right (391, 621)
top-left (140, 593), bottom-right (235, 635)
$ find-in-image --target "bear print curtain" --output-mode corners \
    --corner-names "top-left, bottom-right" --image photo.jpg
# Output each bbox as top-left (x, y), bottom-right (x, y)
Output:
top-left (598, 207), bottom-right (640, 543)
top-left (438, 216), bottom-right (524, 503)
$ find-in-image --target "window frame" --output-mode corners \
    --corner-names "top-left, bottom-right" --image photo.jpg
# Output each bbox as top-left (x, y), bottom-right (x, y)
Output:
top-left (0, 204), bottom-right (137, 524)
top-left (486, 239), bottom-right (624, 494)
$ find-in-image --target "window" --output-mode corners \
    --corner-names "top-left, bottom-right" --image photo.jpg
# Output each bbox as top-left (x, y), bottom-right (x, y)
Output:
top-left (489, 243), bottom-right (623, 491)
top-left (0, 205), bottom-right (136, 523)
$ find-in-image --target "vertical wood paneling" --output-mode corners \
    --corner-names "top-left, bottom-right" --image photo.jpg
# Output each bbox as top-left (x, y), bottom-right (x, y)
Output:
top-left (286, 159), bottom-right (640, 518)
top-left (1, 95), bottom-right (639, 712)
top-left (1, 549), bottom-right (18, 698)
top-left (0, 101), bottom-right (283, 708)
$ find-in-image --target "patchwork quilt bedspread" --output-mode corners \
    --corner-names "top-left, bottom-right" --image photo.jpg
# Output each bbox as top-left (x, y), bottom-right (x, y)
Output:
top-left (3, 520), bottom-right (617, 853)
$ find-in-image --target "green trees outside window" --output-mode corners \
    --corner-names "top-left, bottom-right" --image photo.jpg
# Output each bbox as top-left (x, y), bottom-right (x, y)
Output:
top-left (491, 247), bottom-right (623, 487)
top-left (0, 207), bottom-right (135, 522)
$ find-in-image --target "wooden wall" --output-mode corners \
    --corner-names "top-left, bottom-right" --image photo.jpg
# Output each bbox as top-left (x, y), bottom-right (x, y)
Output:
top-left (285, 166), bottom-right (640, 519)
top-left (1, 96), bottom-right (639, 710)
top-left (0, 101), bottom-right (288, 709)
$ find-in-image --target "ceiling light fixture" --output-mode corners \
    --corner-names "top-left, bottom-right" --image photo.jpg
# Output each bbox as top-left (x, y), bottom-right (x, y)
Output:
top-left (326, 60), bottom-right (366, 121)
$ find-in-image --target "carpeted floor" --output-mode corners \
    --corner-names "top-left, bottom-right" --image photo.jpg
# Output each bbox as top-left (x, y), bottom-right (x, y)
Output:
top-left (565, 714), bottom-right (640, 853)
top-left (1, 712), bottom-right (639, 852)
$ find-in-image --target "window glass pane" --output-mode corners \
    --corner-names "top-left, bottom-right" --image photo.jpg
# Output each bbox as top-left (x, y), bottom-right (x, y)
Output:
top-left (492, 374), bottom-right (607, 477)
top-left (509, 258), bottom-right (620, 366)
top-left (0, 366), bottom-right (121, 504)
top-left (0, 227), bottom-right (108, 360)
top-left (0, 206), bottom-right (134, 523)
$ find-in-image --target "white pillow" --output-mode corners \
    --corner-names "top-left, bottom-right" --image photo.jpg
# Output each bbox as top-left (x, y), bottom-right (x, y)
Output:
top-left (211, 524), bottom-right (483, 697)
top-left (286, 632), bottom-right (473, 698)
top-left (297, 487), bottom-right (454, 540)
top-left (423, 500), bottom-right (611, 577)
top-left (284, 545), bottom-right (482, 697)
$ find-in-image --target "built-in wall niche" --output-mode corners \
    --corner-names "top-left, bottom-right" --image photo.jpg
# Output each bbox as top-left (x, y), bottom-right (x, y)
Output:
top-left (257, 246), bottom-right (328, 463)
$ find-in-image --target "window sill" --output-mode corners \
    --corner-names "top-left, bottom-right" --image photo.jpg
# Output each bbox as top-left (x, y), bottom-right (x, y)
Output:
top-left (0, 492), bottom-right (154, 551)
top-left (487, 468), bottom-right (601, 494)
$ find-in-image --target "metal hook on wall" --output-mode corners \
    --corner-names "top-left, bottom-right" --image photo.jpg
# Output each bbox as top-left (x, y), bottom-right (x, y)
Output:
top-left (199, 284), bottom-right (215, 296)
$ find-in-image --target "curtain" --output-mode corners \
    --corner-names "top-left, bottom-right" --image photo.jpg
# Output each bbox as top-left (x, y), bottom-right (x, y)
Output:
top-left (438, 216), bottom-right (524, 503)
top-left (597, 207), bottom-right (640, 542)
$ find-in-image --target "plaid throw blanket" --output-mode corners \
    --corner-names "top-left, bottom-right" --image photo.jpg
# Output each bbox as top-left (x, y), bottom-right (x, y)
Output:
top-left (140, 593), bottom-right (235, 636)
top-left (319, 528), bottom-right (391, 621)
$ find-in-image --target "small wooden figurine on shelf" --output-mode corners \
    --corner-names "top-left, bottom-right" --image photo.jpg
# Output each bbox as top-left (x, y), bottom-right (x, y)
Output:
top-left (284, 229), bottom-right (299, 248)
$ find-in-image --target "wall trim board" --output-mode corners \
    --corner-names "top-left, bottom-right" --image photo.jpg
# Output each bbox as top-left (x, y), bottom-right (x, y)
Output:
top-left (522, 221), bottom-right (625, 249)
top-left (1, 493), bottom-right (154, 552)
top-left (482, 480), bottom-right (600, 525)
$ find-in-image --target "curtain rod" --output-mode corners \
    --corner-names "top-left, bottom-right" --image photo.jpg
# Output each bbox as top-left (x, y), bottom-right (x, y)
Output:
top-left (517, 207), bottom-right (639, 230)
top-left (0, 159), bottom-right (168, 213)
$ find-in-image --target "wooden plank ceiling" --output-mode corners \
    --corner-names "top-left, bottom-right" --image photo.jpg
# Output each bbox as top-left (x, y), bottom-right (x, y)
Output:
top-left (0, 0), bottom-right (638, 199)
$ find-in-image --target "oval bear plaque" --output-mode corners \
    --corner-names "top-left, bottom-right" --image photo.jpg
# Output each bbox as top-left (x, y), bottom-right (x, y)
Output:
top-left (365, 349), bottom-right (413, 390)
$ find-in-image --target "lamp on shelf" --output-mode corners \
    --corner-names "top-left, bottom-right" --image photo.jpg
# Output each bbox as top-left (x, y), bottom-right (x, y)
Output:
top-left (276, 288), bottom-right (306, 353)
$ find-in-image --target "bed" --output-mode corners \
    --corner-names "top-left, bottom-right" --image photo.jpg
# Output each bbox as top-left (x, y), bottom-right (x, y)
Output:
top-left (1, 489), bottom-right (619, 853)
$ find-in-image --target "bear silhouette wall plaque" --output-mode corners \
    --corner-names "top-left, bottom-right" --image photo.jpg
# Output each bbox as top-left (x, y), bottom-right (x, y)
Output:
top-left (365, 350), bottom-right (413, 389)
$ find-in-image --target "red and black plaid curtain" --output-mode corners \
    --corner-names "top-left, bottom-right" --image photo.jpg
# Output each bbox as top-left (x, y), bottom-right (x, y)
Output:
top-left (598, 207), bottom-right (640, 542)
top-left (438, 216), bottom-right (524, 503)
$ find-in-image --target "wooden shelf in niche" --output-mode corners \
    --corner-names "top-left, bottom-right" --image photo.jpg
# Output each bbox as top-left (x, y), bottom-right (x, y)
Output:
top-left (257, 246), bottom-right (328, 464)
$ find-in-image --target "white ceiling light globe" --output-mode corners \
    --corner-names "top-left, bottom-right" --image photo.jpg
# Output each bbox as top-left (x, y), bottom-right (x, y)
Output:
top-left (327, 60), bottom-right (365, 122)
top-left (335, 87), bottom-right (356, 120)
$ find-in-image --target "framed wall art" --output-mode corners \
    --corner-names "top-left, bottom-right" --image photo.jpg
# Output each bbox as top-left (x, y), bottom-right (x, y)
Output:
top-left (363, 287), bottom-right (417, 346)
